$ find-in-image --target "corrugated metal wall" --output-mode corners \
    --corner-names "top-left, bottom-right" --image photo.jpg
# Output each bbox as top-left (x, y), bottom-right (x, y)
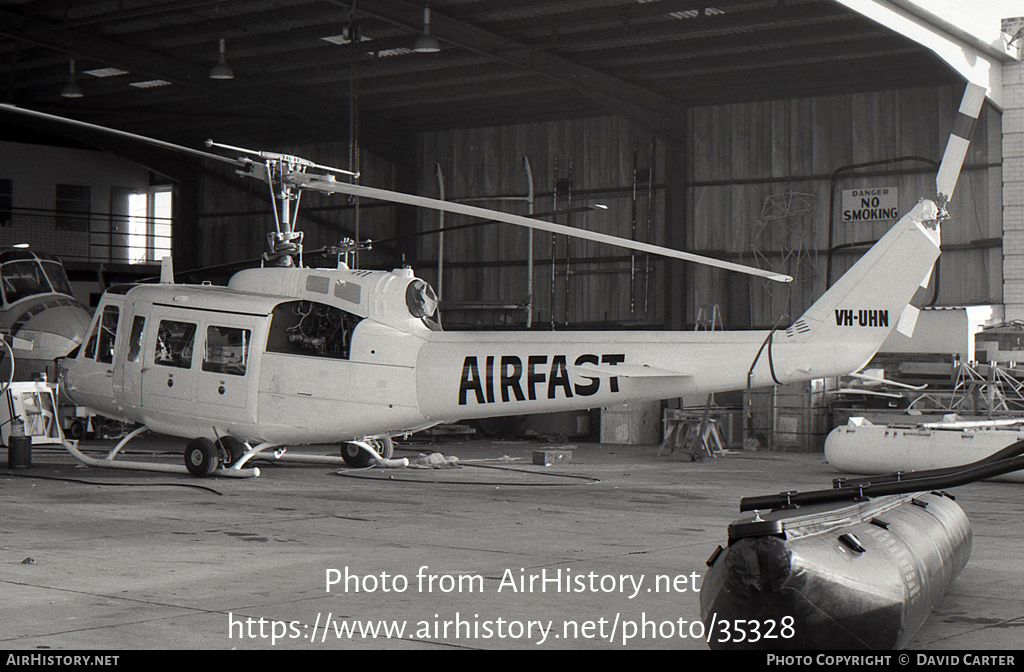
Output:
top-left (194, 84), bottom-right (1001, 330)
top-left (688, 84), bottom-right (1001, 328)
top-left (418, 118), bottom-right (664, 329)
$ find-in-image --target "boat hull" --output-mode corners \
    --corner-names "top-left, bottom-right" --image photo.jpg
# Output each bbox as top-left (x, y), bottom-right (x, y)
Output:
top-left (826, 424), bottom-right (1024, 483)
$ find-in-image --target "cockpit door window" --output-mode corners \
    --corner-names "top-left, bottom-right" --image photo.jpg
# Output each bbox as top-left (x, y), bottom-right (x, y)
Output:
top-left (96, 305), bottom-right (120, 364)
top-left (127, 316), bottom-right (146, 363)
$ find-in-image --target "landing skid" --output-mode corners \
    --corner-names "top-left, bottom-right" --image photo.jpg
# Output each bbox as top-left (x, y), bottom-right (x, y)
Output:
top-left (61, 427), bottom-right (408, 478)
top-left (230, 438), bottom-right (407, 469)
top-left (62, 435), bottom-right (260, 478)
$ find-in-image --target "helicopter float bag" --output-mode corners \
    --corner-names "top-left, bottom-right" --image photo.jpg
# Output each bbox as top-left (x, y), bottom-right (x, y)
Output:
top-left (699, 491), bottom-right (971, 650)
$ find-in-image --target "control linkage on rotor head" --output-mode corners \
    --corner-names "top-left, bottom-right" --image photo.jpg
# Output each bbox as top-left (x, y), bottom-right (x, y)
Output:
top-left (264, 231), bottom-right (304, 267)
top-left (323, 237), bottom-right (372, 268)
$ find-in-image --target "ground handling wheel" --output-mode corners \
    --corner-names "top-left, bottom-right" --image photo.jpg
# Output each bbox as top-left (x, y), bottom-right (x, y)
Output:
top-left (67, 418), bottom-right (87, 441)
top-left (341, 437), bottom-right (395, 468)
top-left (185, 437), bottom-right (219, 476)
top-left (215, 436), bottom-right (246, 468)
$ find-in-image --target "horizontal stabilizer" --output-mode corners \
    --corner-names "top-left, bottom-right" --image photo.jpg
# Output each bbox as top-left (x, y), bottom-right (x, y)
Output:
top-left (848, 371), bottom-right (926, 390)
top-left (896, 304), bottom-right (920, 338)
top-left (834, 388), bottom-right (905, 399)
top-left (571, 363), bottom-right (691, 379)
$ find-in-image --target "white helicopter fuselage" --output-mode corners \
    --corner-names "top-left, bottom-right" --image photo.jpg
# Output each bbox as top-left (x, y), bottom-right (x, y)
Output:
top-left (62, 266), bottom-right (432, 445)
top-left (60, 200), bottom-right (942, 448)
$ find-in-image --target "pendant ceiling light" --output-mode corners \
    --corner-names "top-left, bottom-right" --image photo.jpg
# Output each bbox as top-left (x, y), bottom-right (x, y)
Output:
top-left (414, 5), bottom-right (440, 53)
top-left (60, 60), bottom-right (84, 98)
top-left (210, 38), bottom-right (234, 80)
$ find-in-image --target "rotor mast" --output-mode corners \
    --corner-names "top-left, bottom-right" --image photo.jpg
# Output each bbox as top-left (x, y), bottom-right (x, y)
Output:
top-left (267, 156), bottom-right (304, 267)
top-left (207, 139), bottom-right (360, 268)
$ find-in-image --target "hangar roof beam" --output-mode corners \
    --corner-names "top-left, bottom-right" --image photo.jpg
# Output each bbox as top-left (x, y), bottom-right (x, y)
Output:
top-left (834, 0), bottom-right (1021, 108)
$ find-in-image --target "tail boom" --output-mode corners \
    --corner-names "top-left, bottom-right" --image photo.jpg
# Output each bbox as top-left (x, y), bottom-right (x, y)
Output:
top-left (413, 202), bottom-right (941, 424)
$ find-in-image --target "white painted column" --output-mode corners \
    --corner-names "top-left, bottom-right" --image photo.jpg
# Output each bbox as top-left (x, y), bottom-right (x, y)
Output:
top-left (1003, 51), bottom-right (1024, 319)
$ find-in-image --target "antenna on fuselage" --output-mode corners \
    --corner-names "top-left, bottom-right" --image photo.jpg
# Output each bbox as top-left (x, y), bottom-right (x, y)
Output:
top-left (159, 256), bottom-right (174, 284)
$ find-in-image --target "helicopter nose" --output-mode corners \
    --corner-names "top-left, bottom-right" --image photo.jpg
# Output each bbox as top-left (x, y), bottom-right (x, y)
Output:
top-left (15, 304), bottom-right (94, 359)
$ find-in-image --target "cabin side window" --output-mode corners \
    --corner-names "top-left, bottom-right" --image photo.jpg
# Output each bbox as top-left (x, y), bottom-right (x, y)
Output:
top-left (96, 305), bottom-right (120, 364)
top-left (266, 300), bottom-right (361, 360)
top-left (203, 326), bottom-right (250, 376)
top-left (127, 316), bottom-right (146, 363)
top-left (154, 319), bottom-right (196, 369)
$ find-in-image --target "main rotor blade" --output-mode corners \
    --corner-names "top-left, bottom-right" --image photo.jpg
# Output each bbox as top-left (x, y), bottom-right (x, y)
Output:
top-left (373, 204), bottom-right (604, 245)
top-left (935, 82), bottom-right (987, 204)
top-left (0, 104), bottom-right (246, 168)
top-left (296, 175), bottom-right (793, 283)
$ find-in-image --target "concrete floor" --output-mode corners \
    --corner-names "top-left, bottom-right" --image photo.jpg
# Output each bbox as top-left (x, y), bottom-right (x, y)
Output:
top-left (1, 435), bottom-right (1022, 651)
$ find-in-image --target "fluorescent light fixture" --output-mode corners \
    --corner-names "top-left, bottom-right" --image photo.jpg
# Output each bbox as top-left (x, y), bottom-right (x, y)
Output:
top-left (83, 67), bottom-right (129, 78)
top-left (670, 7), bottom-right (724, 19)
top-left (321, 33), bottom-right (372, 45)
top-left (129, 79), bottom-right (171, 89)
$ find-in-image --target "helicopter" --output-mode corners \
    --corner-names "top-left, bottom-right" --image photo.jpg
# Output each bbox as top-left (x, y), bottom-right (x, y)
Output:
top-left (0, 81), bottom-right (986, 477)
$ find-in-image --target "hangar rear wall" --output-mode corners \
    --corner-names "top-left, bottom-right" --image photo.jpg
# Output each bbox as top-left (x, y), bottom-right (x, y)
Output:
top-left (194, 83), bottom-right (1001, 330)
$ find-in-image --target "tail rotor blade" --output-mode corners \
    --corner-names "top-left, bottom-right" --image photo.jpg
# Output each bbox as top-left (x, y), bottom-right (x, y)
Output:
top-left (935, 82), bottom-right (987, 204)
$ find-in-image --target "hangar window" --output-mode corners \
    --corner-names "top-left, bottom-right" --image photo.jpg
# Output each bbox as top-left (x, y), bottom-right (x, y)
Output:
top-left (112, 186), bottom-right (173, 265)
top-left (266, 300), bottom-right (361, 360)
top-left (55, 184), bottom-right (91, 232)
top-left (0, 179), bottom-right (11, 228)
top-left (154, 319), bottom-right (196, 369)
top-left (203, 326), bottom-right (250, 376)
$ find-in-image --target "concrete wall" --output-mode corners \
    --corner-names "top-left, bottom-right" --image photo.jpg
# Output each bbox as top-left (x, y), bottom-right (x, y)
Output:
top-left (0, 140), bottom-right (150, 260)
